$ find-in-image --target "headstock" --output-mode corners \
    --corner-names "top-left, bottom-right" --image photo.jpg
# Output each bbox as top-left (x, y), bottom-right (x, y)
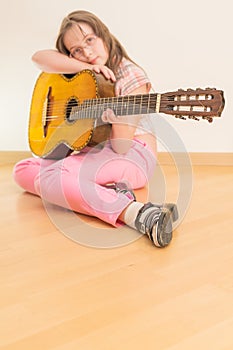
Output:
top-left (160, 88), bottom-right (225, 122)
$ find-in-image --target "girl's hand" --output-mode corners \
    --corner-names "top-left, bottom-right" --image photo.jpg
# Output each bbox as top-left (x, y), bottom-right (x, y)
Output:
top-left (101, 108), bottom-right (119, 124)
top-left (91, 65), bottom-right (116, 82)
top-left (101, 108), bottom-right (140, 126)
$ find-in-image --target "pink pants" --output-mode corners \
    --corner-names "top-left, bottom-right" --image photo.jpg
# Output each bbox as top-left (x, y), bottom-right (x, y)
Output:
top-left (13, 139), bottom-right (156, 226)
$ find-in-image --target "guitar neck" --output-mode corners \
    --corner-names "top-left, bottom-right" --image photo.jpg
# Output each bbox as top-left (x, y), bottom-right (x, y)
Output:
top-left (70, 93), bottom-right (159, 120)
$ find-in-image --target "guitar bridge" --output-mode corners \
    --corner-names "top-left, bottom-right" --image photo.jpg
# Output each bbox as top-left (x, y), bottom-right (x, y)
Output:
top-left (42, 86), bottom-right (52, 138)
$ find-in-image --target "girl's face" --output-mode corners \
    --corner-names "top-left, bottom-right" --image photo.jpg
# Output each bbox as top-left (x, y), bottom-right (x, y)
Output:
top-left (63, 22), bottom-right (109, 65)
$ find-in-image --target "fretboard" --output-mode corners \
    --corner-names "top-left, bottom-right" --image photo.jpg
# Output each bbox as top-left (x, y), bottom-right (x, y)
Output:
top-left (70, 93), bottom-right (160, 121)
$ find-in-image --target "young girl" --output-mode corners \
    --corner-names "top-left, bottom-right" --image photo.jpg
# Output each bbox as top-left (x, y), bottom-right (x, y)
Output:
top-left (13, 10), bottom-right (178, 247)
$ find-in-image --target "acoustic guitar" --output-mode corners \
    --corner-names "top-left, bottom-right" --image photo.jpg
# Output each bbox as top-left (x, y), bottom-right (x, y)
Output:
top-left (29, 69), bottom-right (225, 159)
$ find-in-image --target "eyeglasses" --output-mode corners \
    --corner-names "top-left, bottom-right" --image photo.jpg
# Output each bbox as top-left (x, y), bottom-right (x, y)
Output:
top-left (69, 34), bottom-right (98, 59)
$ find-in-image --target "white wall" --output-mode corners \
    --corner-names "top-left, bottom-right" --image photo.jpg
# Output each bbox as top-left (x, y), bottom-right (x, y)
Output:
top-left (0, 0), bottom-right (232, 153)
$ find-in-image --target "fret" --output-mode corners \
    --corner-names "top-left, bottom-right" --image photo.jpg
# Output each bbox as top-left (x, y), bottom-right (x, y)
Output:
top-left (147, 93), bottom-right (150, 114)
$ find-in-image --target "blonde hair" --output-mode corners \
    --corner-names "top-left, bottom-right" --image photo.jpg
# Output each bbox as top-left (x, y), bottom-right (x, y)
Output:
top-left (56, 10), bottom-right (133, 73)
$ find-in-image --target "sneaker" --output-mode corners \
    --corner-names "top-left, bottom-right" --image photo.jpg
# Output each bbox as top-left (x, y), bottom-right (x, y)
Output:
top-left (156, 203), bottom-right (179, 222)
top-left (105, 182), bottom-right (136, 201)
top-left (135, 202), bottom-right (178, 247)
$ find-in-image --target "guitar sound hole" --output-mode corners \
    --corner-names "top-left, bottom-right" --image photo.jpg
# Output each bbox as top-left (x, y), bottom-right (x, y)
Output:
top-left (66, 98), bottom-right (79, 122)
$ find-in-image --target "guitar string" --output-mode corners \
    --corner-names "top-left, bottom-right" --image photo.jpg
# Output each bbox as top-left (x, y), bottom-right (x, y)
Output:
top-left (40, 94), bottom-right (212, 121)
top-left (42, 94), bottom-right (160, 120)
top-left (42, 89), bottom-right (214, 109)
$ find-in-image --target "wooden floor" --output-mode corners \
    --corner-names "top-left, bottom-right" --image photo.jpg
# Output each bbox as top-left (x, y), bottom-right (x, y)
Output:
top-left (0, 161), bottom-right (233, 350)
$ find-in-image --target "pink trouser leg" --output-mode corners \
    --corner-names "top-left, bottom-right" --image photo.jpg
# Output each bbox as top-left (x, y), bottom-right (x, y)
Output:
top-left (13, 140), bottom-right (156, 226)
top-left (13, 157), bottom-right (55, 195)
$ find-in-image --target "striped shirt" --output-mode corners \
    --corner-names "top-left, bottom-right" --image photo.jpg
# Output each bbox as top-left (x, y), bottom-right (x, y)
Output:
top-left (115, 58), bottom-right (152, 96)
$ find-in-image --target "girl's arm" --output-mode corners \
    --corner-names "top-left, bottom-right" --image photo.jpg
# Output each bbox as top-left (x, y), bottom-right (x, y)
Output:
top-left (32, 49), bottom-right (116, 81)
top-left (101, 84), bottom-right (149, 154)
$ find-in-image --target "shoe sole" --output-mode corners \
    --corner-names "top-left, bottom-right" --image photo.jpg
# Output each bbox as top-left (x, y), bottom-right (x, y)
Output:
top-left (165, 203), bottom-right (179, 222)
top-left (151, 209), bottom-right (173, 247)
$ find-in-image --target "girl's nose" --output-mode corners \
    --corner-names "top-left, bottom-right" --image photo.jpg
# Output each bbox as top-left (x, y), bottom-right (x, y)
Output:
top-left (83, 46), bottom-right (93, 58)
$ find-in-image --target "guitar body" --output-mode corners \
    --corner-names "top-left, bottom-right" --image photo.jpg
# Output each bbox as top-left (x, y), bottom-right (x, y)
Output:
top-left (29, 70), bottom-right (114, 159)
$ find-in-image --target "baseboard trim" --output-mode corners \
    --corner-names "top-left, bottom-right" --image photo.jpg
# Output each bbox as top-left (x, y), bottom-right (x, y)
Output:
top-left (1, 151), bottom-right (232, 166)
top-left (1, 151), bottom-right (32, 165)
top-left (157, 152), bottom-right (233, 166)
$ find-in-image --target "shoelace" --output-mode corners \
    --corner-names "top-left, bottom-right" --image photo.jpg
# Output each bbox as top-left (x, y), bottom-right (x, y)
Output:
top-left (135, 203), bottom-right (162, 235)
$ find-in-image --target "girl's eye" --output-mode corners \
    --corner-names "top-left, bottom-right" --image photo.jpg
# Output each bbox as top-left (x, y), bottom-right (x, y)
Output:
top-left (86, 37), bottom-right (94, 44)
top-left (74, 48), bottom-right (82, 55)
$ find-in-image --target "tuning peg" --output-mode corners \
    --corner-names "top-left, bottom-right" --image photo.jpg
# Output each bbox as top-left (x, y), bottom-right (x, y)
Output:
top-left (188, 115), bottom-right (199, 121)
top-left (175, 115), bottom-right (186, 120)
top-left (202, 116), bottom-right (213, 123)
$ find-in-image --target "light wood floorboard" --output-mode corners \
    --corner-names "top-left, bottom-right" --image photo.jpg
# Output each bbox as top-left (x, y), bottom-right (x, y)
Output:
top-left (0, 163), bottom-right (233, 349)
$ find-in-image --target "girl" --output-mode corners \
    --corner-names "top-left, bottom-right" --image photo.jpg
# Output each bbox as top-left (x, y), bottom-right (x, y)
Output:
top-left (13, 10), bottom-right (178, 247)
